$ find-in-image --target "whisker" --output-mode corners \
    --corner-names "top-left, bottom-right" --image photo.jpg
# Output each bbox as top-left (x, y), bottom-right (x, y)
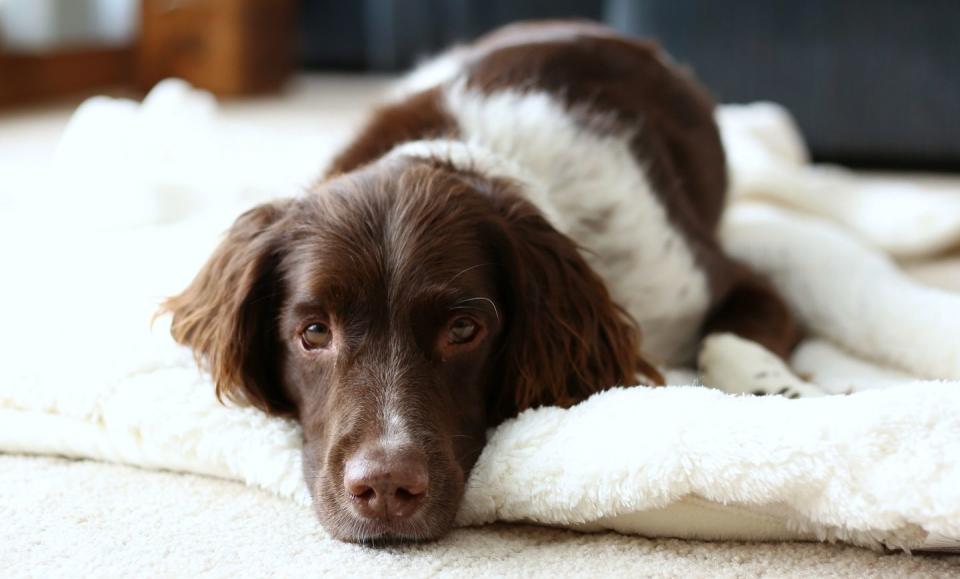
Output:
top-left (451, 296), bottom-right (501, 322)
top-left (446, 262), bottom-right (494, 286)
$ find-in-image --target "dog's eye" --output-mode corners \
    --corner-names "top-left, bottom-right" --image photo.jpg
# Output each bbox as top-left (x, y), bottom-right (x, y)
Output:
top-left (448, 317), bottom-right (479, 344)
top-left (301, 323), bottom-right (332, 350)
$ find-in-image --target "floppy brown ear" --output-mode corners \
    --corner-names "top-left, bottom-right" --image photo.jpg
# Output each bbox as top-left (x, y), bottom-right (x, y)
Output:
top-left (488, 190), bottom-right (664, 420)
top-left (160, 200), bottom-right (294, 415)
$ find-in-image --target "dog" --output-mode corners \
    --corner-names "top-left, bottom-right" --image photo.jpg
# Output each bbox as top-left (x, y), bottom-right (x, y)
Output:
top-left (162, 20), bottom-right (819, 543)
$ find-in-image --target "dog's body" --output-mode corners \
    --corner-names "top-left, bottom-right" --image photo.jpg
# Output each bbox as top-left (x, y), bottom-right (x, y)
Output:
top-left (165, 21), bottom-right (814, 543)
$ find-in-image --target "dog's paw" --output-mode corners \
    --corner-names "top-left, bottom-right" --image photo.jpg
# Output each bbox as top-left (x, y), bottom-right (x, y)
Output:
top-left (698, 333), bottom-right (827, 398)
top-left (746, 382), bottom-right (827, 399)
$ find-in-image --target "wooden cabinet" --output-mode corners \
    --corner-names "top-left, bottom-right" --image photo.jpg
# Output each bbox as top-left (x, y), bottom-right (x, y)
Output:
top-left (138, 0), bottom-right (297, 96)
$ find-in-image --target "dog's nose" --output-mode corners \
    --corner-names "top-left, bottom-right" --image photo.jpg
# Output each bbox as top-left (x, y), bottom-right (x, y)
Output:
top-left (344, 446), bottom-right (429, 520)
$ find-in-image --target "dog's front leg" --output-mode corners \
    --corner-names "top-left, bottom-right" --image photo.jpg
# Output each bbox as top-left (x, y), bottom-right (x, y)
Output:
top-left (693, 258), bottom-right (827, 398)
top-left (697, 333), bottom-right (826, 398)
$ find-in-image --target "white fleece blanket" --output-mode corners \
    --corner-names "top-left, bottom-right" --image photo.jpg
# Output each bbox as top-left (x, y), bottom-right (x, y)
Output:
top-left (2, 80), bottom-right (959, 553)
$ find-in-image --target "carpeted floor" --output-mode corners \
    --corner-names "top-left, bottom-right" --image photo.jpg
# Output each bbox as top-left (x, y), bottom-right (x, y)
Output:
top-left (3, 454), bottom-right (958, 578)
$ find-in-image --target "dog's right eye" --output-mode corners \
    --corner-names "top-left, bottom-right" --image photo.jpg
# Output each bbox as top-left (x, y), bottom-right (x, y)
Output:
top-left (301, 323), bottom-right (333, 350)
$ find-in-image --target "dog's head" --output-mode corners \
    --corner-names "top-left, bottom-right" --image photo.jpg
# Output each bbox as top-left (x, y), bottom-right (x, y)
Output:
top-left (162, 157), bottom-right (660, 542)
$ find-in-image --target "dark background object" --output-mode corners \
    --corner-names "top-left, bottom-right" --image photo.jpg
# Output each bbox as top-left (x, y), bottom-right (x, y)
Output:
top-left (300, 0), bottom-right (604, 70)
top-left (299, 0), bottom-right (960, 170)
top-left (611, 0), bottom-right (960, 169)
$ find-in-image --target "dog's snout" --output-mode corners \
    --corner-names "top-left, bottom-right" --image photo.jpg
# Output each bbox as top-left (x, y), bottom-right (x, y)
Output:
top-left (344, 446), bottom-right (429, 521)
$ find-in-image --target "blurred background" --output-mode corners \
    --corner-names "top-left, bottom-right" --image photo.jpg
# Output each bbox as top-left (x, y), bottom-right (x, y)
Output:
top-left (0, 0), bottom-right (958, 169)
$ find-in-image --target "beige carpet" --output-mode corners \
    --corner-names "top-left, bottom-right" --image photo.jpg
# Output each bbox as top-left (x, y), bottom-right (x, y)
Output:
top-left (3, 454), bottom-right (958, 578)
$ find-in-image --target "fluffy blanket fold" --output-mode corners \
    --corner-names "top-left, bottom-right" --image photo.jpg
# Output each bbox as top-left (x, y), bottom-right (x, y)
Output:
top-left (2, 80), bottom-right (958, 553)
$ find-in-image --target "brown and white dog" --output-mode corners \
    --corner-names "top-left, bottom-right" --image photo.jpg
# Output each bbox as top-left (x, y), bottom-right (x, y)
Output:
top-left (163, 21), bottom-right (817, 543)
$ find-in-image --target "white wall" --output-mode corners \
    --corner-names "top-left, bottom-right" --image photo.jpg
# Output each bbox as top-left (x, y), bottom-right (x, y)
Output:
top-left (0, 0), bottom-right (138, 52)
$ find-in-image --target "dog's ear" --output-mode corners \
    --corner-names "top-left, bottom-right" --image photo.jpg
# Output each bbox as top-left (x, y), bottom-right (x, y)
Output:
top-left (486, 186), bottom-right (664, 421)
top-left (160, 200), bottom-right (294, 415)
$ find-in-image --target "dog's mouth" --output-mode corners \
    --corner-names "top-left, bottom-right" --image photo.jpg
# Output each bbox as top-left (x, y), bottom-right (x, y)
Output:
top-left (319, 492), bottom-right (461, 544)
top-left (339, 514), bottom-right (449, 545)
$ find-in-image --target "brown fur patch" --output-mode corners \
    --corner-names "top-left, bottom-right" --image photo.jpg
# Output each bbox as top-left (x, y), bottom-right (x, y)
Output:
top-left (325, 87), bottom-right (457, 177)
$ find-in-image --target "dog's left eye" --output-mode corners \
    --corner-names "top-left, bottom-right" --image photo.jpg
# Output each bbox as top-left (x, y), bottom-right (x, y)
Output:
top-left (448, 317), bottom-right (479, 344)
top-left (301, 323), bottom-right (333, 350)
